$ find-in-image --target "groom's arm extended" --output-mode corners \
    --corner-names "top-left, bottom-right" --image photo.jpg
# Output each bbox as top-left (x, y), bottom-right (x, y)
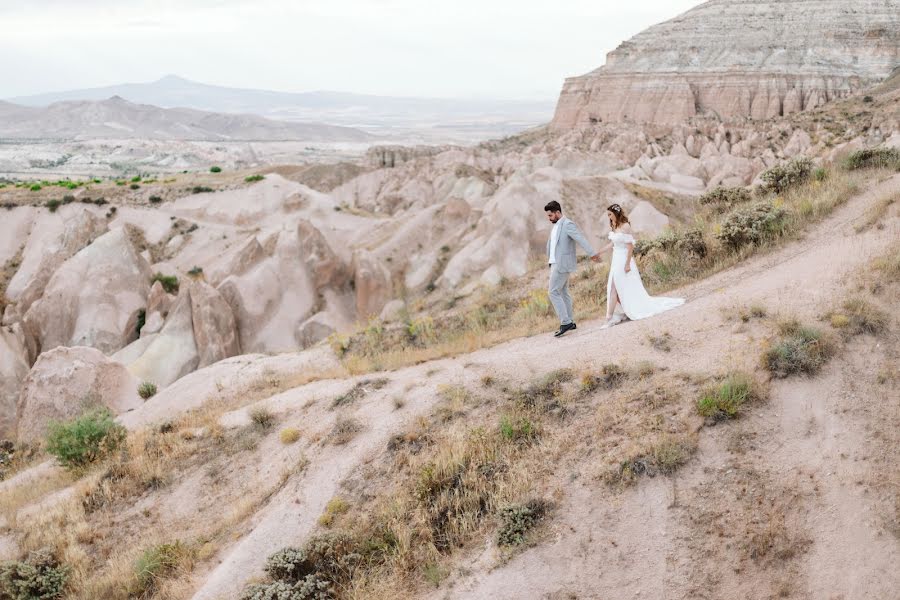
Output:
top-left (564, 220), bottom-right (598, 259)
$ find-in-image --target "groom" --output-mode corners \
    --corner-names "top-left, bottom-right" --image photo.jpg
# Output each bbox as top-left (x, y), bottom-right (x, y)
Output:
top-left (544, 201), bottom-right (600, 337)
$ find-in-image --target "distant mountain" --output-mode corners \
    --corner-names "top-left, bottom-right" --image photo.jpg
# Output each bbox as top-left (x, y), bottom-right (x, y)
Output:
top-left (0, 96), bottom-right (372, 142)
top-left (8, 76), bottom-right (556, 140)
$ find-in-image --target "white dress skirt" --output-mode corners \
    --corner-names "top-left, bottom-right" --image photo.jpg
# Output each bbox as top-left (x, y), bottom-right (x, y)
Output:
top-left (607, 231), bottom-right (684, 320)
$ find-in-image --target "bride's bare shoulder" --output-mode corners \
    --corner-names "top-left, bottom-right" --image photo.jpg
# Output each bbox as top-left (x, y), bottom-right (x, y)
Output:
top-left (620, 223), bottom-right (633, 234)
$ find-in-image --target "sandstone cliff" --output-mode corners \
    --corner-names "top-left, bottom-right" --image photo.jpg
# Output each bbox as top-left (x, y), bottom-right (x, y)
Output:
top-left (552, 0), bottom-right (900, 128)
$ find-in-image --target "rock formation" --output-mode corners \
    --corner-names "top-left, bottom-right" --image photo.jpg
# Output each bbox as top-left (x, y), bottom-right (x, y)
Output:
top-left (552, 0), bottom-right (900, 128)
top-left (16, 346), bottom-right (142, 445)
top-left (23, 228), bottom-right (152, 357)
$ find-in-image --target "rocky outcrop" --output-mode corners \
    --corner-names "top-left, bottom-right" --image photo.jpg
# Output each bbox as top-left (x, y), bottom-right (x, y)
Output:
top-left (23, 229), bottom-right (151, 357)
top-left (4, 210), bottom-right (107, 319)
top-left (16, 346), bottom-right (141, 445)
top-left (0, 327), bottom-right (29, 439)
top-left (552, 0), bottom-right (900, 128)
top-left (189, 280), bottom-right (240, 368)
top-left (126, 288), bottom-right (199, 388)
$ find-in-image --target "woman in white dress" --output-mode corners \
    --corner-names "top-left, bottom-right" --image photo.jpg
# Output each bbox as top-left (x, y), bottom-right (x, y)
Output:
top-left (599, 204), bottom-right (684, 329)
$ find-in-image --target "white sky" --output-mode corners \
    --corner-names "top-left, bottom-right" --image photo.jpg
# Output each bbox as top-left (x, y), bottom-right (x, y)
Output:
top-left (0, 1), bottom-right (701, 99)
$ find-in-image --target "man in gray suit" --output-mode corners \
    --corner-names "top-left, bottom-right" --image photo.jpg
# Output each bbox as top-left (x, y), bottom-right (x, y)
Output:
top-left (544, 201), bottom-right (600, 337)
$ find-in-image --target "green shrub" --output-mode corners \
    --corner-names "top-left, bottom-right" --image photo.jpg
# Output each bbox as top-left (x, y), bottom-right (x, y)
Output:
top-left (499, 415), bottom-right (536, 443)
top-left (29, 184), bottom-right (41, 192)
top-left (497, 500), bottom-right (548, 546)
top-left (635, 229), bottom-right (707, 259)
top-left (245, 174), bottom-right (265, 183)
top-left (45, 199), bottom-right (62, 213)
top-left (151, 272), bottom-right (179, 294)
top-left (45, 408), bottom-right (126, 469)
top-left (187, 266), bottom-right (203, 277)
top-left (758, 157), bottom-right (813, 194)
top-left (697, 373), bottom-right (760, 420)
top-left (699, 186), bottom-right (752, 209)
top-left (715, 203), bottom-right (786, 250)
top-left (210, 166), bottom-right (222, 173)
top-left (148, 195), bottom-right (163, 204)
top-left (844, 147), bottom-right (900, 171)
top-left (138, 382), bottom-right (157, 400)
top-left (133, 542), bottom-right (188, 596)
top-left (0, 548), bottom-right (69, 600)
top-left (812, 167), bottom-right (828, 181)
top-left (131, 176), bottom-right (142, 183)
top-left (192, 186), bottom-right (214, 194)
top-left (763, 321), bottom-right (834, 378)
top-left (135, 309), bottom-right (146, 336)
top-left (130, 183), bottom-right (140, 190)
top-left (240, 576), bottom-right (332, 600)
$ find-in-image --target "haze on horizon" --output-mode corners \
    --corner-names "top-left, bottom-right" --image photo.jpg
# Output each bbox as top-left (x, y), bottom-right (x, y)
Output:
top-left (1, 0), bottom-right (700, 101)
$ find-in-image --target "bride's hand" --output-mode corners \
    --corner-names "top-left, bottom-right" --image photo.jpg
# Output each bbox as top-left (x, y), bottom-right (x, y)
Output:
top-left (624, 262), bottom-right (631, 273)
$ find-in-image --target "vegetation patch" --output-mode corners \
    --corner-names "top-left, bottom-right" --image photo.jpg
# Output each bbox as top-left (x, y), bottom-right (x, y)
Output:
top-left (150, 272), bottom-right (179, 294)
top-left (763, 320), bottom-right (835, 378)
top-left (132, 541), bottom-right (193, 597)
top-left (697, 372), bottom-right (763, 421)
top-left (245, 174), bottom-right (265, 183)
top-left (250, 407), bottom-right (276, 430)
top-left (580, 364), bottom-right (628, 394)
top-left (45, 408), bottom-right (127, 470)
top-left (331, 378), bottom-right (389, 409)
top-left (758, 157), bottom-right (813, 194)
top-left (699, 186), bottom-right (752, 211)
top-left (328, 417), bottom-right (362, 445)
top-left (828, 297), bottom-right (889, 337)
top-left (280, 428), bottom-right (301, 445)
top-left (0, 548), bottom-right (69, 600)
top-left (496, 499), bottom-right (549, 547)
top-left (138, 381), bottom-right (157, 400)
top-left (715, 202), bottom-right (787, 250)
top-left (606, 434), bottom-right (697, 485)
top-left (844, 147), bottom-right (900, 171)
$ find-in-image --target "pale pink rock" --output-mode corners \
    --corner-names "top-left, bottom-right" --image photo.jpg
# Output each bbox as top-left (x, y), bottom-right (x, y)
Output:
top-left (126, 288), bottom-right (199, 388)
top-left (5, 210), bottom-right (107, 317)
top-left (0, 327), bottom-right (30, 439)
top-left (189, 280), bottom-right (240, 368)
top-left (16, 346), bottom-right (141, 445)
top-left (23, 228), bottom-right (151, 357)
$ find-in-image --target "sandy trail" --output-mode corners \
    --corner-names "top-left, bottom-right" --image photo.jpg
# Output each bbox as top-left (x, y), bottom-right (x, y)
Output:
top-left (186, 174), bottom-right (899, 599)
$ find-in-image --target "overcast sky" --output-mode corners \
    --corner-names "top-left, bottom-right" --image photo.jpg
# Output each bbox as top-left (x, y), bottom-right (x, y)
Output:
top-left (1, 1), bottom-right (701, 100)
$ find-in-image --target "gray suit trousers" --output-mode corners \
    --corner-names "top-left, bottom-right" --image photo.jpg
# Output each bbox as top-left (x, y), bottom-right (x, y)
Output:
top-left (548, 264), bottom-right (574, 325)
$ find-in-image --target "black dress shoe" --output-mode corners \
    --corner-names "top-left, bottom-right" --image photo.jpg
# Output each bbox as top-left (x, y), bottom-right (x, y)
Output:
top-left (554, 322), bottom-right (576, 337)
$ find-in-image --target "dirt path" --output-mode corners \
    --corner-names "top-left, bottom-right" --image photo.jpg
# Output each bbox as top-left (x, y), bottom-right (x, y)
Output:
top-left (183, 174), bottom-right (900, 599)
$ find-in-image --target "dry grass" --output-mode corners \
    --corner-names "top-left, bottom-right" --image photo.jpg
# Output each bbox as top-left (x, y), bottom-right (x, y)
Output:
top-left (855, 191), bottom-right (897, 232)
top-left (763, 320), bottom-right (836, 378)
top-left (827, 297), bottom-right (890, 337)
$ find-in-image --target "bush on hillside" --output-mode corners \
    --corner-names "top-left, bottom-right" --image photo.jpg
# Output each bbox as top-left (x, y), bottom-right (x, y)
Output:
top-left (635, 228), bottom-right (707, 259)
top-left (763, 321), bottom-right (834, 378)
top-left (699, 186), bottom-right (752, 210)
top-left (844, 147), bottom-right (900, 171)
top-left (758, 157), bottom-right (813, 194)
top-left (0, 548), bottom-right (69, 600)
top-left (715, 203), bottom-right (786, 250)
top-left (497, 500), bottom-right (549, 547)
top-left (45, 408), bottom-right (127, 469)
top-left (210, 166), bottom-right (222, 173)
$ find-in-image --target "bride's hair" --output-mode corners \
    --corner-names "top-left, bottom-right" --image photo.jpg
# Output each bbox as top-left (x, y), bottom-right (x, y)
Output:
top-left (607, 203), bottom-right (630, 228)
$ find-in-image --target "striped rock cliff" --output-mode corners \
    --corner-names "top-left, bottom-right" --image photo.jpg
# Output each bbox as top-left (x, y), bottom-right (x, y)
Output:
top-left (552, 0), bottom-right (900, 129)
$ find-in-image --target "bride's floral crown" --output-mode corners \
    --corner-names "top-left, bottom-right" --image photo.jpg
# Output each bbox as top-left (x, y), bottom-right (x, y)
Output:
top-left (607, 204), bottom-right (623, 214)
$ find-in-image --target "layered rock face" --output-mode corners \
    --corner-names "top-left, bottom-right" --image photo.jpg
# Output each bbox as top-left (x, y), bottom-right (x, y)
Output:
top-left (552, 0), bottom-right (900, 128)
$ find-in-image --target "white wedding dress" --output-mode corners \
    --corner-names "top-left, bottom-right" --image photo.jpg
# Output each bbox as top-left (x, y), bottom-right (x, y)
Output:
top-left (606, 230), bottom-right (684, 321)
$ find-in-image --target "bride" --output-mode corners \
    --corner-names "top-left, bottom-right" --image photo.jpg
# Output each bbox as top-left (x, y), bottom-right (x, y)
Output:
top-left (599, 204), bottom-right (684, 329)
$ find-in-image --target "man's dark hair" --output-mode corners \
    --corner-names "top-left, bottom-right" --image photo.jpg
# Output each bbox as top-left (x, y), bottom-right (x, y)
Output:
top-left (544, 201), bottom-right (562, 213)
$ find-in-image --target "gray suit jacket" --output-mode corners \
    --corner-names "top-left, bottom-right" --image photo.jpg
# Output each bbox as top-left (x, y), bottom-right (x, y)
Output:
top-left (546, 217), bottom-right (596, 273)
